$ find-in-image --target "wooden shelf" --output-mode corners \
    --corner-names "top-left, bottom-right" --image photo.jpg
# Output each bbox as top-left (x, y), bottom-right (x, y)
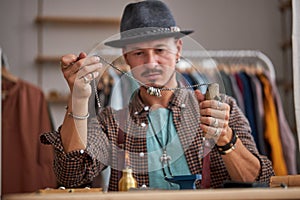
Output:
top-left (35, 55), bottom-right (60, 64)
top-left (47, 93), bottom-right (69, 104)
top-left (35, 16), bottom-right (120, 25)
top-left (47, 97), bottom-right (69, 104)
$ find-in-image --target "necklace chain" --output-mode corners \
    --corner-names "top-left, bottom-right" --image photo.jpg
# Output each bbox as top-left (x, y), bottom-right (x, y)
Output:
top-left (96, 55), bottom-right (209, 97)
top-left (91, 73), bottom-right (102, 109)
top-left (148, 110), bottom-right (173, 177)
top-left (148, 111), bottom-right (171, 149)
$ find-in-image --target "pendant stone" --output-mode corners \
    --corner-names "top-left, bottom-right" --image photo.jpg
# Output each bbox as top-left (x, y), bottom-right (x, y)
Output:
top-left (160, 150), bottom-right (171, 165)
top-left (147, 87), bottom-right (162, 97)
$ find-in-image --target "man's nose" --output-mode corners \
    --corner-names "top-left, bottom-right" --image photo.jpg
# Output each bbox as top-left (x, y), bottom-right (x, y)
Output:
top-left (144, 50), bottom-right (158, 67)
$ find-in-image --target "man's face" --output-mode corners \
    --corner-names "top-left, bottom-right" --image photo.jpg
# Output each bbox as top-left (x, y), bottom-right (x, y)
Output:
top-left (123, 37), bottom-right (182, 88)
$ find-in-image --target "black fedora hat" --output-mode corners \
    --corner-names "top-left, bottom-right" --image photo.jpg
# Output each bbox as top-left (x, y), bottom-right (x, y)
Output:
top-left (104, 0), bottom-right (194, 48)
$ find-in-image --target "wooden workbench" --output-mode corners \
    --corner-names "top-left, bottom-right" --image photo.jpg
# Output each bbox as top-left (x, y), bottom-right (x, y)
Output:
top-left (3, 187), bottom-right (300, 200)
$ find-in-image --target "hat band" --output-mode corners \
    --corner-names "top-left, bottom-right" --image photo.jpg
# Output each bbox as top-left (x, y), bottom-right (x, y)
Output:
top-left (121, 26), bottom-right (181, 39)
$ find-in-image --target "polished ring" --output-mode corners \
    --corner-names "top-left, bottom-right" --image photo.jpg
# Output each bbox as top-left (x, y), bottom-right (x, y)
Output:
top-left (217, 101), bottom-right (221, 109)
top-left (83, 76), bottom-right (90, 84)
top-left (213, 118), bottom-right (219, 127)
top-left (213, 128), bottom-right (221, 137)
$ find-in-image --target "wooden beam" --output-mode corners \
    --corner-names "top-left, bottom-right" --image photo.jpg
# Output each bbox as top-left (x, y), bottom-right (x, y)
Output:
top-left (35, 16), bottom-right (120, 25)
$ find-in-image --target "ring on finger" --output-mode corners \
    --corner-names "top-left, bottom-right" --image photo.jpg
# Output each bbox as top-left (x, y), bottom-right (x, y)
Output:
top-left (213, 128), bottom-right (221, 137)
top-left (213, 118), bottom-right (218, 127)
top-left (211, 118), bottom-right (216, 126)
top-left (217, 101), bottom-right (221, 109)
top-left (83, 76), bottom-right (90, 84)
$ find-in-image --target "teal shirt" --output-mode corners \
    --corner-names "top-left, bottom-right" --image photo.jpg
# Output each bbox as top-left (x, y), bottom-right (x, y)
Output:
top-left (147, 108), bottom-right (191, 189)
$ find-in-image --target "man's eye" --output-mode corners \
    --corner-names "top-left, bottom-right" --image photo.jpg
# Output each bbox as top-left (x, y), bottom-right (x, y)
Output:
top-left (155, 48), bottom-right (166, 54)
top-left (131, 52), bottom-right (142, 56)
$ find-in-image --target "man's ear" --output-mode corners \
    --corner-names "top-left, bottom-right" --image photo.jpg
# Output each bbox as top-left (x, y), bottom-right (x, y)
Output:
top-left (176, 39), bottom-right (183, 59)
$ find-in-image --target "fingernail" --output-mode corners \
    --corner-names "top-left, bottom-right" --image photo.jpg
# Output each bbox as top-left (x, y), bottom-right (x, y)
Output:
top-left (94, 71), bottom-right (99, 77)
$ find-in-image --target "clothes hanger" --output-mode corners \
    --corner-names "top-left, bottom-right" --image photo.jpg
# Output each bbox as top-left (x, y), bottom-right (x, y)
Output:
top-left (1, 49), bottom-right (19, 100)
top-left (1, 48), bottom-right (18, 83)
top-left (1, 67), bottom-right (18, 83)
top-left (1, 67), bottom-right (19, 100)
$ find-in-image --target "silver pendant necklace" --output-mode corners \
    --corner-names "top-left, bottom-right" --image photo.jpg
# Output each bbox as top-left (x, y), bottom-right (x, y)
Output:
top-left (96, 55), bottom-right (208, 97)
top-left (160, 150), bottom-right (172, 166)
top-left (148, 110), bottom-right (173, 177)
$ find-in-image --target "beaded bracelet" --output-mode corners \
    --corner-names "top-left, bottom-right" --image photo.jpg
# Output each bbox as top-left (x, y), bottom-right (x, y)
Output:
top-left (68, 112), bottom-right (90, 120)
top-left (216, 130), bottom-right (238, 155)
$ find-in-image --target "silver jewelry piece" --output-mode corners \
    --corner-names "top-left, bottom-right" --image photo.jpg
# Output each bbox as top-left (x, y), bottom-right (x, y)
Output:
top-left (160, 150), bottom-right (172, 165)
top-left (96, 55), bottom-right (209, 97)
top-left (147, 87), bottom-right (162, 97)
top-left (83, 75), bottom-right (90, 84)
top-left (91, 73), bottom-right (101, 108)
top-left (213, 118), bottom-right (218, 127)
top-left (68, 112), bottom-right (90, 120)
top-left (217, 101), bottom-right (221, 109)
top-left (170, 26), bottom-right (181, 32)
top-left (213, 128), bottom-right (221, 137)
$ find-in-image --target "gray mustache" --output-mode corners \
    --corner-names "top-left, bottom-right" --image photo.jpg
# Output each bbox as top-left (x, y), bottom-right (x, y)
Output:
top-left (141, 68), bottom-right (163, 77)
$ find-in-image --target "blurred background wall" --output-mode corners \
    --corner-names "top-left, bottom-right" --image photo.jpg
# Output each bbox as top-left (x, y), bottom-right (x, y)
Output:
top-left (1, 0), bottom-right (293, 130)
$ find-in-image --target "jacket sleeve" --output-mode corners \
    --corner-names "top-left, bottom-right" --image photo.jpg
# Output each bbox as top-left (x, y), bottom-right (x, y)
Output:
top-left (40, 115), bottom-right (111, 188)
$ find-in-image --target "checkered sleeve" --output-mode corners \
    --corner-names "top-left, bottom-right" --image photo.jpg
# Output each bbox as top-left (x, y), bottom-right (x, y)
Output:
top-left (40, 115), bottom-right (110, 188)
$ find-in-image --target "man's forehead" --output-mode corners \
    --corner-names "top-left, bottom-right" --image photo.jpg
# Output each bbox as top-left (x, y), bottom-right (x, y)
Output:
top-left (124, 37), bottom-right (176, 51)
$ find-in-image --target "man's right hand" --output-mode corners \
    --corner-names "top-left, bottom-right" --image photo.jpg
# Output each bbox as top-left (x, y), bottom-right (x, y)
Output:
top-left (60, 52), bottom-right (102, 100)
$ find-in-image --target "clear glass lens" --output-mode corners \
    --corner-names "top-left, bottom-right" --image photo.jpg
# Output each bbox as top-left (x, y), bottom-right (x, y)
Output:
top-left (72, 27), bottom-right (225, 172)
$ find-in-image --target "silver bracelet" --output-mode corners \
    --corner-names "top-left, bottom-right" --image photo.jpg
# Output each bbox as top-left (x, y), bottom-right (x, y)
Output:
top-left (68, 112), bottom-right (89, 120)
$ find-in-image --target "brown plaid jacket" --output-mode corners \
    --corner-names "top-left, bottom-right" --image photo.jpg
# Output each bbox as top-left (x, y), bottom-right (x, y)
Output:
top-left (41, 89), bottom-right (274, 191)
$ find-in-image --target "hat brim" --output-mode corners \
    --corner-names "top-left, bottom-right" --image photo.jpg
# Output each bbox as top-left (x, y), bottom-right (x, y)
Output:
top-left (104, 30), bottom-right (194, 48)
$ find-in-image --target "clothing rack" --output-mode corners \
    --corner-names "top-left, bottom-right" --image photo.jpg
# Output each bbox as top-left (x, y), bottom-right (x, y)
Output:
top-left (182, 50), bottom-right (276, 81)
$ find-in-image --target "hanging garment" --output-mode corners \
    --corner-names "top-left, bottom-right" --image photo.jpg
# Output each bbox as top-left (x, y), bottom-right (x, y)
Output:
top-left (264, 72), bottom-right (297, 174)
top-left (219, 70), bottom-right (235, 98)
top-left (2, 79), bottom-right (57, 194)
top-left (238, 72), bottom-right (258, 146)
top-left (248, 74), bottom-right (267, 155)
top-left (229, 75), bottom-right (245, 113)
top-left (258, 73), bottom-right (288, 175)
